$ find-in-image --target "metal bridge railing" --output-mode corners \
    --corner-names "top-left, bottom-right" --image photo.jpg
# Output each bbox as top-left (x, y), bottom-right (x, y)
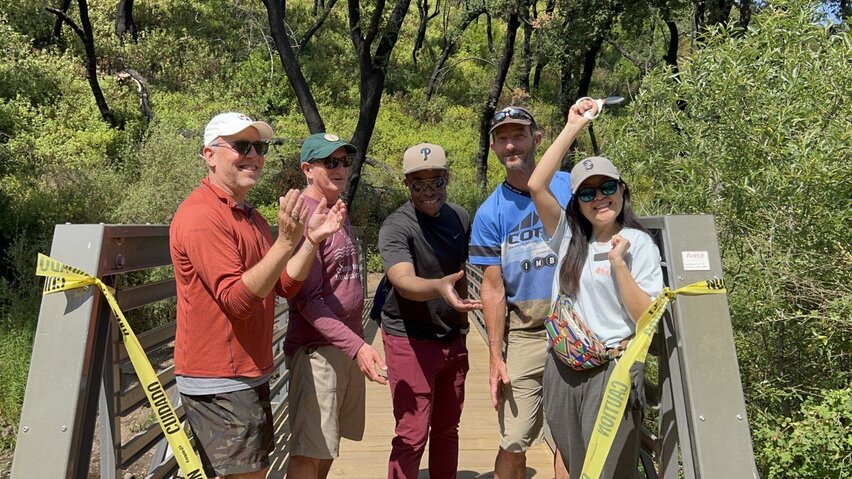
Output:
top-left (12, 215), bottom-right (757, 479)
top-left (11, 224), bottom-right (367, 479)
top-left (465, 215), bottom-right (759, 479)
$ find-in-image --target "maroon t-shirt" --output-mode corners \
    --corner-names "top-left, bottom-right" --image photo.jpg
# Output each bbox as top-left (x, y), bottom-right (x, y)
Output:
top-left (284, 195), bottom-right (366, 358)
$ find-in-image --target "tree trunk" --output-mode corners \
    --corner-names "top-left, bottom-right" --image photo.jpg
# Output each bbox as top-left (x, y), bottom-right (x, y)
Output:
top-left (664, 20), bottom-right (679, 73)
top-left (48, 2), bottom-right (117, 127)
top-left (77, 0), bottom-right (115, 126)
top-left (115, 0), bottom-right (138, 43)
top-left (737, 0), bottom-right (752, 29)
top-left (694, 0), bottom-right (706, 37)
top-left (518, 7), bottom-right (533, 93)
top-left (344, 0), bottom-right (413, 207)
top-left (576, 37), bottom-right (603, 99)
top-left (486, 12), bottom-right (494, 53)
top-left (558, 61), bottom-right (574, 121)
top-left (262, 0), bottom-right (326, 133)
top-left (475, 9), bottom-right (521, 186)
top-left (426, 7), bottom-right (485, 100)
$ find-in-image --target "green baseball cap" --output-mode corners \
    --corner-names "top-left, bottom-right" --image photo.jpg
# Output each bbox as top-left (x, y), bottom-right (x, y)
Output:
top-left (300, 133), bottom-right (357, 163)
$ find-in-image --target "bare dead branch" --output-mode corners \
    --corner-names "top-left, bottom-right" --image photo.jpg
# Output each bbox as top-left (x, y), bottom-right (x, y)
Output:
top-left (117, 69), bottom-right (153, 121)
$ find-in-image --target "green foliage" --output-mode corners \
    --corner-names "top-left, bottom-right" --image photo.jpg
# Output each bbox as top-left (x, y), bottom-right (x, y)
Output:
top-left (752, 387), bottom-right (852, 478)
top-left (0, 2), bottom-right (849, 476)
top-left (605, 2), bottom-right (851, 475)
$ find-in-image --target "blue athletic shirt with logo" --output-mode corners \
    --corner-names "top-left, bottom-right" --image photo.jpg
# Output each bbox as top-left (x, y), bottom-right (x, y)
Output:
top-left (469, 172), bottom-right (572, 330)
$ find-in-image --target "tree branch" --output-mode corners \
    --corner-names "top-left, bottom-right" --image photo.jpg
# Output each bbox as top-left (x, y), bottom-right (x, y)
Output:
top-left (605, 37), bottom-right (645, 74)
top-left (365, 0), bottom-right (387, 47)
top-left (299, 0), bottom-right (338, 49)
top-left (117, 69), bottom-right (153, 121)
top-left (50, 0), bottom-right (73, 43)
top-left (46, 7), bottom-right (86, 42)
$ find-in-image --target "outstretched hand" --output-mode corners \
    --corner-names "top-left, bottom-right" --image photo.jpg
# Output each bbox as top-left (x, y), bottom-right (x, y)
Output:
top-left (438, 270), bottom-right (483, 312)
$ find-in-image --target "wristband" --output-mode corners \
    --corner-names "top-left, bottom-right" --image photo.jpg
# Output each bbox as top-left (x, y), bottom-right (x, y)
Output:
top-left (305, 231), bottom-right (320, 247)
top-left (575, 96), bottom-right (604, 120)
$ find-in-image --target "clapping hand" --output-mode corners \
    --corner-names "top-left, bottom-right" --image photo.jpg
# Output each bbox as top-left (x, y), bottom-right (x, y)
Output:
top-left (307, 199), bottom-right (346, 243)
top-left (277, 189), bottom-right (307, 248)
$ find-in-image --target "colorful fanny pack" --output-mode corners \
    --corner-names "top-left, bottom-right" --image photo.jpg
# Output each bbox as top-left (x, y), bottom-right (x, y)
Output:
top-left (545, 295), bottom-right (626, 371)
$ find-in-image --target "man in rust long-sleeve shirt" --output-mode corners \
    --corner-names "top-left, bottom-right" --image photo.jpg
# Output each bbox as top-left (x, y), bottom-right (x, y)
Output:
top-left (284, 133), bottom-right (387, 479)
top-left (170, 113), bottom-right (344, 479)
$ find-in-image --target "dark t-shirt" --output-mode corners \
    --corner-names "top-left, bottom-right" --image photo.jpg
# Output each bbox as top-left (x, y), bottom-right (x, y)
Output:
top-left (378, 201), bottom-right (471, 340)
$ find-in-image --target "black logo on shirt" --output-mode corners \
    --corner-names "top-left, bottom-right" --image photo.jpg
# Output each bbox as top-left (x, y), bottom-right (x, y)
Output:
top-left (508, 211), bottom-right (544, 245)
top-left (521, 254), bottom-right (558, 272)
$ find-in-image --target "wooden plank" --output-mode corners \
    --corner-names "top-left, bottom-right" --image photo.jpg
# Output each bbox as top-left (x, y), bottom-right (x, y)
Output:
top-left (267, 316), bottom-right (556, 478)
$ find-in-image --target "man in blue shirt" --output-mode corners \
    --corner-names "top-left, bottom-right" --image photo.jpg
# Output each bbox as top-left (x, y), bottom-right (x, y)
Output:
top-left (469, 107), bottom-right (571, 479)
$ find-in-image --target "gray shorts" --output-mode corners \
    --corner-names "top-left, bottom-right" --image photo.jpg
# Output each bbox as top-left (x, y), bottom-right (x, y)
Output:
top-left (543, 352), bottom-right (645, 478)
top-left (181, 382), bottom-right (274, 477)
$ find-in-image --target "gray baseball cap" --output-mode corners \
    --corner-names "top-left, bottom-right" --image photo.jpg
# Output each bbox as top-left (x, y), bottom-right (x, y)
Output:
top-left (570, 156), bottom-right (621, 194)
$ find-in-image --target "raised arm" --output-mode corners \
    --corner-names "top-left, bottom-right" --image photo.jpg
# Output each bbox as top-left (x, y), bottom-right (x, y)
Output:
top-left (242, 189), bottom-right (306, 298)
top-left (528, 100), bottom-right (598, 236)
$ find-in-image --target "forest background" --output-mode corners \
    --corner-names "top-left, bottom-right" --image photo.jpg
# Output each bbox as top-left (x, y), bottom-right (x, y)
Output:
top-left (0, 0), bottom-right (849, 477)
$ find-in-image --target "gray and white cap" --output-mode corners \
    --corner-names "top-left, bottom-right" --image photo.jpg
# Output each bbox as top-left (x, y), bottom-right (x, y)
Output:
top-left (569, 156), bottom-right (621, 194)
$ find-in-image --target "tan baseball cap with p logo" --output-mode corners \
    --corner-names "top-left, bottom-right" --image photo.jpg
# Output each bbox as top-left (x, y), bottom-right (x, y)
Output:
top-left (402, 143), bottom-right (448, 174)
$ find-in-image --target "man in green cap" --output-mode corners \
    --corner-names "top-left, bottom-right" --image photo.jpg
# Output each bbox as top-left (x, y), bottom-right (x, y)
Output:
top-left (284, 133), bottom-right (387, 479)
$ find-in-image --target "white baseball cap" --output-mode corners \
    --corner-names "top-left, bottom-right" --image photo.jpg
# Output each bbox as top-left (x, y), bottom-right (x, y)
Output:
top-left (203, 112), bottom-right (273, 147)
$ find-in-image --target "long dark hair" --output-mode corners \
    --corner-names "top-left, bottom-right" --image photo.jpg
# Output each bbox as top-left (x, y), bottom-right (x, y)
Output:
top-left (557, 181), bottom-right (649, 296)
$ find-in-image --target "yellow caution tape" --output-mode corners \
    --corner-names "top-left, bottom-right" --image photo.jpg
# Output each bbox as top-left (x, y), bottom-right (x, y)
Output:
top-left (36, 254), bottom-right (207, 479)
top-left (580, 279), bottom-right (727, 479)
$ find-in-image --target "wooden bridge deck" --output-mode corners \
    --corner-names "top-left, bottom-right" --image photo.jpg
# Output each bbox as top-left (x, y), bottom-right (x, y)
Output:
top-left (268, 313), bottom-right (556, 478)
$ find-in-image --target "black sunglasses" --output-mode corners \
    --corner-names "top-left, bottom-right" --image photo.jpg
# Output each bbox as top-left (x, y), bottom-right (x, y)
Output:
top-left (211, 140), bottom-right (269, 156)
top-left (491, 107), bottom-right (536, 128)
top-left (312, 155), bottom-right (353, 170)
top-left (577, 179), bottom-right (620, 202)
top-left (409, 176), bottom-right (447, 193)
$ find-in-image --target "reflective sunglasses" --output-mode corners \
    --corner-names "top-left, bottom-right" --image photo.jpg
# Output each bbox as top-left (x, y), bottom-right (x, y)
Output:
top-left (313, 155), bottom-right (353, 170)
top-left (491, 107), bottom-right (536, 129)
top-left (210, 140), bottom-right (270, 156)
top-left (577, 179), bottom-right (620, 202)
top-left (409, 176), bottom-right (447, 193)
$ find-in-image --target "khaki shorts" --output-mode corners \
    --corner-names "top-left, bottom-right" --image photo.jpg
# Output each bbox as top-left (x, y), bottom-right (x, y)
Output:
top-left (286, 345), bottom-right (366, 459)
top-left (498, 329), bottom-right (549, 452)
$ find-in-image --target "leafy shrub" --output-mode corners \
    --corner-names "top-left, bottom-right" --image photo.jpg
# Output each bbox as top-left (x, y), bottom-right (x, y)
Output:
top-left (604, 2), bottom-right (851, 475)
top-left (753, 387), bottom-right (852, 479)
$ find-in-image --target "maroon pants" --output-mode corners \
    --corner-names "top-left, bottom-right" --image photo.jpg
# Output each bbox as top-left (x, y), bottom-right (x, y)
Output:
top-left (382, 330), bottom-right (469, 479)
